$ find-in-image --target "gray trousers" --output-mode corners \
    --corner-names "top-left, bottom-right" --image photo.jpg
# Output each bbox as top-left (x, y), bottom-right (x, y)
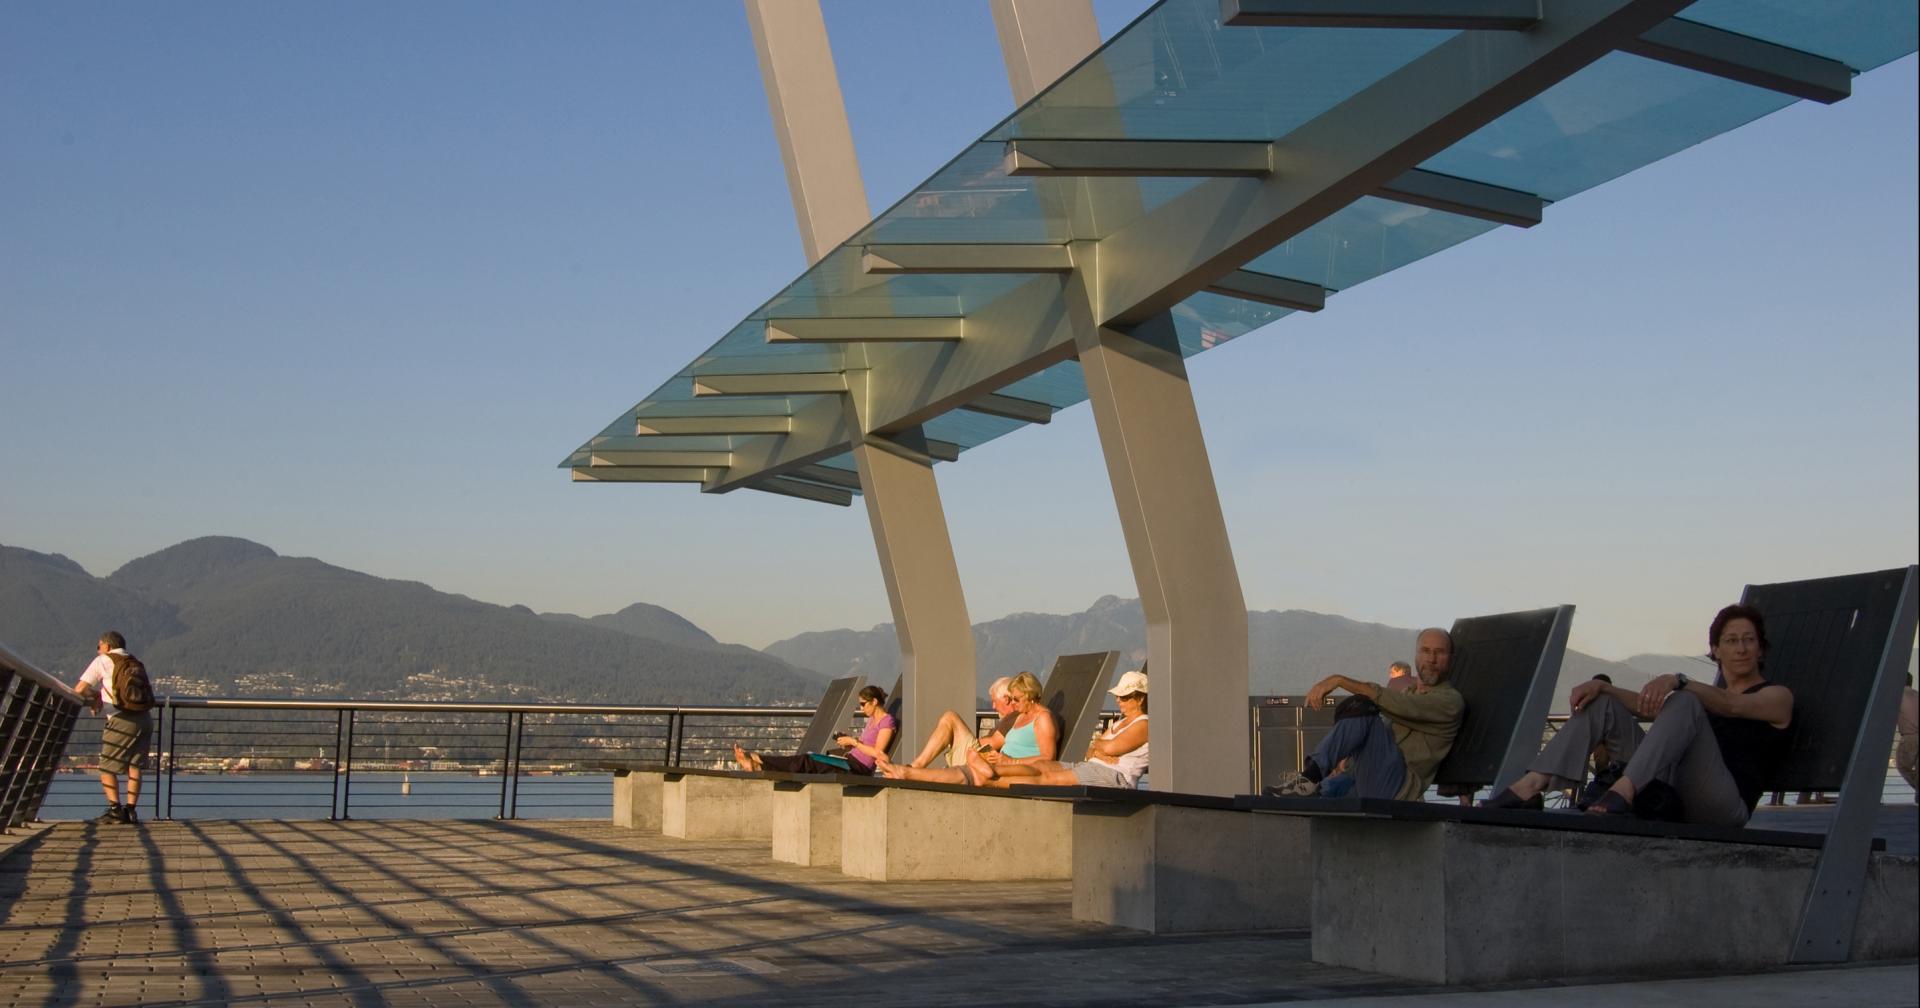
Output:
top-left (1529, 693), bottom-right (1643, 790)
top-left (1533, 692), bottom-right (1750, 827)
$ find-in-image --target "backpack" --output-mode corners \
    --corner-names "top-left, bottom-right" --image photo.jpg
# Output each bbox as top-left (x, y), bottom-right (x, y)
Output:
top-left (110, 653), bottom-right (156, 714)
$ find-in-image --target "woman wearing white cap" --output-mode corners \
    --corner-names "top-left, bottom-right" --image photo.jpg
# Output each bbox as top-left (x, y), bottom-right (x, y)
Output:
top-left (973, 669), bottom-right (1148, 790)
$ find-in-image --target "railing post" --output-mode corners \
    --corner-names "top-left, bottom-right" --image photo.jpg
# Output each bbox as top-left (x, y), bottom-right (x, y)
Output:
top-left (330, 708), bottom-right (347, 821)
top-left (497, 711), bottom-right (518, 820)
top-left (166, 698), bottom-right (178, 820)
top-left (669, 710), bottom-right (684, 765)
top-left (340, 709), bottom-right (355, 821)
top-left (149, 699), bottom-right (163, 822)
top-left (509, 711), bottom-right (526, 819)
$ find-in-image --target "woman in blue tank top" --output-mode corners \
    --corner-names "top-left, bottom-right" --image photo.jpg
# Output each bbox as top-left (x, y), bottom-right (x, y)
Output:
top-left (984, 671), bottom-right (1056, 764)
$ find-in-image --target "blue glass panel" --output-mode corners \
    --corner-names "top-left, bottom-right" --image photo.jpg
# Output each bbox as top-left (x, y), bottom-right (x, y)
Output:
top-left (1243, 197), bottom-right (1499, 293)
top-left (567, 0), bottom-right (1918, 468)
top-left (1419, 52), bottom-right (1796, 201)
top-left (1683, 0), bottom-right (1919, 70)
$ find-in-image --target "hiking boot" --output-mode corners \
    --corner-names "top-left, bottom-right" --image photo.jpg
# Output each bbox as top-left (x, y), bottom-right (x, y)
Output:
top-left (1264, 773), bottom-right (1320, 798)
top-left (119, 804), bottom-right (141, 825)
top-left (92, 804), bottom-right (123, 825)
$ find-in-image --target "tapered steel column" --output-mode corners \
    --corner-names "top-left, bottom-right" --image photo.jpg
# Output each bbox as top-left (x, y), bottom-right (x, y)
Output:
top-left (747, 0), bottom-right (976, 745)
top-left (990, 0), bottom-right (1101, 106)
top-left (1076, 319), bottom-right (1250, 795)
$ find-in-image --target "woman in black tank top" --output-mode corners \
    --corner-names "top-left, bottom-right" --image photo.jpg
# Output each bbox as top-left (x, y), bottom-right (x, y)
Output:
top-left (1486, 603), bottom-right (1793, 827)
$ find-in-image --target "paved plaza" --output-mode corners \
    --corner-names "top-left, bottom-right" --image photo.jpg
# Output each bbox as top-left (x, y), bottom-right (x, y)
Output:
top-left (0, 817), bottom-right (1913, 1007)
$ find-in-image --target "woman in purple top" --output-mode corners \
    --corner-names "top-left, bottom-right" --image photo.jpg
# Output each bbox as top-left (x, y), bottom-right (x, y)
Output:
top-left (735, 685), bottom-right (897, 775)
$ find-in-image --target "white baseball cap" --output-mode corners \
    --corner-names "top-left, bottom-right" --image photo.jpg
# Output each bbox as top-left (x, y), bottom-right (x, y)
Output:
top-left (1107, 670), bottom-right (1149, 696)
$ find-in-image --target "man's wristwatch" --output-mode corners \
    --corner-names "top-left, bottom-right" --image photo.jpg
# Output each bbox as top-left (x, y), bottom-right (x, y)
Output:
top-left (1671, 673), bottom-right (1689, 693)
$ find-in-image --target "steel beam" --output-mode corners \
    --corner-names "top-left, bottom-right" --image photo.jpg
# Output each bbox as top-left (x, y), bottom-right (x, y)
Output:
top-left (961, 392), bottom-right (1054, 425)
top-left (1222, 0), bottom-right (1541, 30)
top-left (1623, 17), bottom-right (1853, 105)
top-left (750, 476), bottom-right (854, 506)
top-left (570, 467), bottom-right (715, 483)
top-left (1376, 167), bottom-right (1545, 227)
top-left (766, 317), bottom-right (965, 343)
top-left (633, 416), bottom-right (794, 436)
top-left (745, 0), bottom-right (869, 263)
top-left (862, 244), bottom-right (1075, 275)
top-left (1076, 318), bottom-right (1249, 795)
top-left (1004, 139), bottom-right (1273, 178)
top-left (589, 434), bottom-right (740, 451)
top-left (587, 451), bottom-right (732, 468)
top-left (991, 0), bottom-right (1103, 106)
top-left (691, 373), bottom-right (849, 397)
top-left (1204, 269), bottom-right (1327, 312)
top-left (1094, 0), bottom-right (1693, 327)
top-left (792, 463), bottom-right (862, 490)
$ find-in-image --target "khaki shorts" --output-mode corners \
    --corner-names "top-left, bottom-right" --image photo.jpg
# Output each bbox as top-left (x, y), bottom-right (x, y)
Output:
top-left (99, 712), bottom-right (153, 776)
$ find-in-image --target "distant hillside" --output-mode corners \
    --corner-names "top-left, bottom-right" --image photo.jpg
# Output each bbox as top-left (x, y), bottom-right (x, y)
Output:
top-left (0, 537), bottom-right (827, 704)
top-left (765, 595), bottom-right (1656, 708)
top-left (0, 545), bottom-right (186, 670)
top-left (540, 602), bottom-right (763, 658)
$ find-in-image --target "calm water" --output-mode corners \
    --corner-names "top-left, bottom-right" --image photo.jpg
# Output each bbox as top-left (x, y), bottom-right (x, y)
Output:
top-left (35, 769), bottom-right (1914, 821)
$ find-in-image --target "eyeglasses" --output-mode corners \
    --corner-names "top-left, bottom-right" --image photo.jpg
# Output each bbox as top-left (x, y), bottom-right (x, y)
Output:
top-left (1717, 635), bottom-right (1760, 649)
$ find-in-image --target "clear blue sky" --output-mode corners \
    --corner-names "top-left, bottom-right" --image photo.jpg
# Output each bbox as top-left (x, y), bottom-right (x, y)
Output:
top-left (3, 3), bottom-right (1915, 662)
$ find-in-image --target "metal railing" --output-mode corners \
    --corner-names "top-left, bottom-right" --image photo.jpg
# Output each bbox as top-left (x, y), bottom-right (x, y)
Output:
top-left (37, 696), bottom-right (1097, 822)
top-left (42, 696), bottom-right (833, 822)
top-left (1, 641), bottom-right (89, 832)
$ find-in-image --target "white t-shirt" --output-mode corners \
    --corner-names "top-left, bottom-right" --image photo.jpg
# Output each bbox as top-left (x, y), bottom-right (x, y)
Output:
top-left (78, 649), bottom-right (130, 715)
top-left (1090, 713), bottom-right (1149, 785)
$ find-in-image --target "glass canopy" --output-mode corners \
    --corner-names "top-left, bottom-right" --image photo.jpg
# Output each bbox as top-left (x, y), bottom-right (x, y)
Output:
top-left (566, 0), bottom-right (1917, 498)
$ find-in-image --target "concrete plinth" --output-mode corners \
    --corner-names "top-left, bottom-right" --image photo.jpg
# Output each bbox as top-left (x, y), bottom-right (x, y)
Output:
top-left (661, 773), bottom-right (772, 840)
top-left (612, 771), bottom-right (662, 832)
top-left (771, 780), bottom-right (843, 866)
top-left (839, 786), bottom-right (1070, 881)
top-left (1073, 804), bottom-right (1310, 933)
top-left (1311, 819), bottom-right (1920, 985)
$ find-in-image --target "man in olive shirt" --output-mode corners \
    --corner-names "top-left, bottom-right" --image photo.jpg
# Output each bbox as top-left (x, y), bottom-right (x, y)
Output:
top-left (1279, 627), bottom-right (1466, 801)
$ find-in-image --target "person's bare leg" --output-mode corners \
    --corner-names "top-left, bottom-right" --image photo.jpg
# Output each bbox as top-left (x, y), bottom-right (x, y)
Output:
top-left (908, 710), bottom-right (973, 768)
top-left (125, 767), bottom-right (142, 807)
top-left (982, 763), bottom-right (1073, 789)
top-left (98, 771), bottom-right (119, 805)
top-left (880, 763), bottom-right (969, 784)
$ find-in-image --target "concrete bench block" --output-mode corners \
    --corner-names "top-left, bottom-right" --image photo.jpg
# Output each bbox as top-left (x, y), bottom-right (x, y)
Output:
top-left (661, 774), bottom-right (772, 840)
top-left (840, 787), bottom-right (1070, 881)
top-left (612, 771), bottom-right (662, 832)
top-left (771, 781), bottom-right (843, 867)
top-left (1073, 803), bottom-right (1310, 933)
top-left (1311, 819), bottom-right (1920, 985)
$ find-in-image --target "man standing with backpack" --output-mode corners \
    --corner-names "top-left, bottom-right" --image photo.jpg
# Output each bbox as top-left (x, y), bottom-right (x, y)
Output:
top-left (72, 630), bottom-right (156, 825)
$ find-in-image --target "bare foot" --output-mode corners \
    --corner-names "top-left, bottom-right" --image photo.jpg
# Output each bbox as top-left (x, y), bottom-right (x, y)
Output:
top-left (731, 745), bottom-right (754, 771)
top-left (964, 749), bottom-right (997, 786)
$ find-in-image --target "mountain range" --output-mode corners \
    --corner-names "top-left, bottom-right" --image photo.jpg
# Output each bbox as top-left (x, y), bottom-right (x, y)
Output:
top-left (763, 594), bottom-right (1698, 703)
top-left (0, 537), bottom-right (827, 704)
top-left (5, 535), bottom-right (1746, 708)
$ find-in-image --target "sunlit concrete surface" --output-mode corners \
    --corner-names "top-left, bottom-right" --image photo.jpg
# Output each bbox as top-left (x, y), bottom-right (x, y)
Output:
top-left (0, 818), bottom-right (1911, 1007)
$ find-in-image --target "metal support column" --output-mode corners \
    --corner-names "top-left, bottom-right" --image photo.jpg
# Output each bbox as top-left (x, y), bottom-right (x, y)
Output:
top-left (847, 424), bottom-right (978, 747)
top-left (1076, 318), bottom-right (1251, 795)
top-left (747, 0), bottom-right (978, 747)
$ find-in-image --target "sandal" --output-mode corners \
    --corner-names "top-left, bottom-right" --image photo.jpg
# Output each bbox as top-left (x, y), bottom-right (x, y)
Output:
top-left (1583, 790), bottom-right (1632, 817)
